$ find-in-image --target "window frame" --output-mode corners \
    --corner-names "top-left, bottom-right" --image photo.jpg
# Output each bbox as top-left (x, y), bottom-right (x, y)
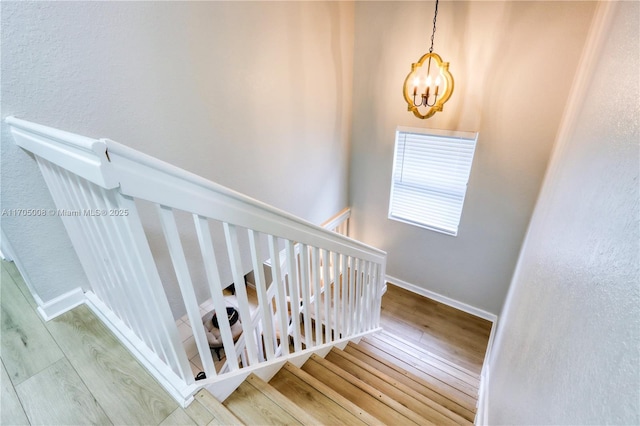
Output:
top-left (388, 126), bottom-right (479, 236)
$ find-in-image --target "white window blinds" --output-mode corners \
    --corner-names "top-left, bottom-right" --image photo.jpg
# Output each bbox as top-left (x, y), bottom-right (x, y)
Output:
top-left (389, 127), bottom-right (478, 236)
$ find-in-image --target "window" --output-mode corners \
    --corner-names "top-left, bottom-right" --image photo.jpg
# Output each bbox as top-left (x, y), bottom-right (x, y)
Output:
top-left (388, 127), bottom-right (478, 236)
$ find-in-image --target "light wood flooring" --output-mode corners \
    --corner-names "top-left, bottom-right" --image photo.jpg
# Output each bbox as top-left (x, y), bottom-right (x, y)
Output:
top-left (1, 259), bottom-right (491, 425)
top-left (378, 284), bottom-right (491, 376)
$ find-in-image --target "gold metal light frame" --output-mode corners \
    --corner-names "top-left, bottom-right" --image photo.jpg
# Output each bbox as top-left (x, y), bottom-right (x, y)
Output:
top-left (403, 52), bottom-right (454, 120)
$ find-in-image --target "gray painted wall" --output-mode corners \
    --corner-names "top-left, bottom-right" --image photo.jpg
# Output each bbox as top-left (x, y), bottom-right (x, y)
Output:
top-left (1, 1), bottom-right (355, 315)
top-left (487, 2), bottom-right (639, 423)
top-left (349, 1), bottom-right (596, 315)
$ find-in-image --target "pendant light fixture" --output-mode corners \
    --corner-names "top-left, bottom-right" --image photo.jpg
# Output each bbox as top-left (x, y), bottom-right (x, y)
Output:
top-left (403, 0), bottom-right (454, 119)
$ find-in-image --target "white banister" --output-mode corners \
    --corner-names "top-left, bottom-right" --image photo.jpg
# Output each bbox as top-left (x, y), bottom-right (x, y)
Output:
top-left (7, 116), bottom-right (386, 406)
top-left (321, 207), bottom-right (351, 236)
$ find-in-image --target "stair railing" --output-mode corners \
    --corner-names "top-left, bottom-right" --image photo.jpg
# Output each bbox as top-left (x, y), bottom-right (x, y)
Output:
top-left (6, 117), bottom-right (386, 406)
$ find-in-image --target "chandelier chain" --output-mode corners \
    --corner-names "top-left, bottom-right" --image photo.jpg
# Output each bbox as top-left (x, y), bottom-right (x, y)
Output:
top-left (429, 0), bottom-right (439, 53)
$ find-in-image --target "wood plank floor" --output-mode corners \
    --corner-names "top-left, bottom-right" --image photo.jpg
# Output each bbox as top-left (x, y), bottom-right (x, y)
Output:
top-left (1, 259), bottom-right (492, 425)
top-left (0, 260), bottom-right (214, 426)
top-left (380, 284), bottom-right (492, 375)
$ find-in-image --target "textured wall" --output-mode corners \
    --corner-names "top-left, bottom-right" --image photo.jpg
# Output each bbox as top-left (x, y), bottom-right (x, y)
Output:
top-left (349, 1), bottom-right (596, 314)
top-left (487, 2), bottom-right (639, 423)
top-left (1, 2), bottom-right (355, 315)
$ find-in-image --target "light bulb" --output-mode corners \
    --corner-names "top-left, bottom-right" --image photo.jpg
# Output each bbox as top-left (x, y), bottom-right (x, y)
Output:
top-left (426, 75), bottom-right (432, 86)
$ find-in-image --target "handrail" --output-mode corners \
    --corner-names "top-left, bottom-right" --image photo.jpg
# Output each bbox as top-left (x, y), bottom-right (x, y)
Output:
top-left (6, 116), bottom-right (387, 407)
top-left (105, 140), bottom-right (384, 263)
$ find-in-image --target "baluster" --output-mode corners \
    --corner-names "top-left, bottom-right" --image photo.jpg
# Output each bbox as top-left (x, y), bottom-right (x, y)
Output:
top-left (362, 260), bottom-right (370, 333)
top-left (223, 223), bottom-right (259, 365)
top-left (347, 256), bottom-right (356, 335)
top-left (322, 249), bottom-right (332, 343)
top-left (117, 194), bottom-right (192, 382)
top-left (78, 177), bottom-right (159, 353)
top-left (354, 258), bottom-right (364, 334)
top-left (361, 260), bottom-right (371, 332)
top-left (298, 244), bottom-right (313, 348)
top-left (285, 240), bottom-right (302, 351)
top-left (362, 261), bottom-right (372, 330)
top-left (374, 262), bottom-right (384, 327)
top-left (58, 164), bottom-right (190, 382)
top-left (268, 236), bottom-right (290, 356)
top-left (193, 214), bottom-right (237, 372)
top-left (157, 205), bottom-right (216, 378)
top-left (58, 169), bottom-right (126, 325)
top-left (332, 251), bottom-right (340, 340)
top-left (311, 247), bottom-right (322, 344)
top-left (87, 181), bottom-right (168, 363)
top-left (339, 254), bottom-right (348, 339)
top-left (37, 159), bottom-right (104, 306)
top-left (248, 230), bottom-right (276, 360)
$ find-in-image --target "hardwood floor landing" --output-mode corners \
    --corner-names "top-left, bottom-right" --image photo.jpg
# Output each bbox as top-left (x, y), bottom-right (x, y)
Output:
top-left (380, 284), bottom-right (492, 375)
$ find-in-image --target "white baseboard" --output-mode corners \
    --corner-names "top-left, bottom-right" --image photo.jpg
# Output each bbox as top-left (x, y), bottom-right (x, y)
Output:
top-left (475, 365), bottom-right (490, 425)
top-left (385, 275), bottom-right (497, 323)
top-left (35, 287), bottom-right (86, 321)
top-left (2, 227), bottom-right (85, 320)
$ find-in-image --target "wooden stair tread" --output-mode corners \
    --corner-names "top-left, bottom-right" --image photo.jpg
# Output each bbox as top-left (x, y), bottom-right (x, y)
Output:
top-left (378, 311), bottom-right (486, 374)
top-left (195, 389), bottom-right (244, 425)
top-left (244, 374), bottom-right (321, 424)
top-left (224, 379), bottom-right (303, 425)
top-left (356, 338), bottom-right (478, 404)
top-left (376, 330), bottom-right (481, 381)
top-left (344, 342), bottom-right (476, 421)
top-left (302, 354), bottom-right (430, 426)
top-left (326, 348), bottom-right (472, 425)
top-left (367, 332), bottom-right (480, 391)
top-left (270, 362), bottom-right (378, 426)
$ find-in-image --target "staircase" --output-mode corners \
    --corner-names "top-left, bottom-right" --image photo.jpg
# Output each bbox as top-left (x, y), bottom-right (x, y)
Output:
top-left (5, 116), bottom-right (386, 406)
top-left (190, 329), bottom-right (478, 425)
top-left (3, 254), bottom-right (487, 425)
top-left (5, 117), bottom-right (485, 424)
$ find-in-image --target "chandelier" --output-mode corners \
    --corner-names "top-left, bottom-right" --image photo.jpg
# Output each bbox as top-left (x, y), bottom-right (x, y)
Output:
top-left (403, 0), bottom-right (454, 119)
